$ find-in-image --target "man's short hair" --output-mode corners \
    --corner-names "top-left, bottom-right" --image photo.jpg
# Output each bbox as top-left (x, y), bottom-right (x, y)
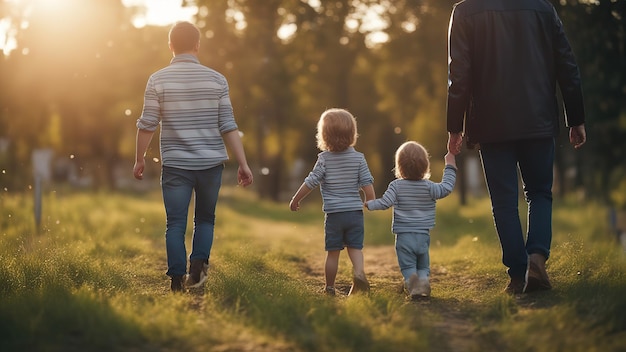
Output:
top-left (169, 21), bottom-right (200, 53)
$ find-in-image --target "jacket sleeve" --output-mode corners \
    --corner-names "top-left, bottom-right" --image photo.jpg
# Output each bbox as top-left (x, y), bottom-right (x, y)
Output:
top-left (553, 7), bottom-right (585, 127)
top-left (446, 4), bottom-right (471, 134)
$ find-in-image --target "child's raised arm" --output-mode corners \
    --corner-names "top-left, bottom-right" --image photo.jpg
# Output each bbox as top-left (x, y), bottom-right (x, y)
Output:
top-left (444, 152), bottom-right (457, 169)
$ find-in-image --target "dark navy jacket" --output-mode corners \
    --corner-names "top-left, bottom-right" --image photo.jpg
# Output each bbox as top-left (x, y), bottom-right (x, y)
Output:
top-left (446, 0), bottom-right (585, 147)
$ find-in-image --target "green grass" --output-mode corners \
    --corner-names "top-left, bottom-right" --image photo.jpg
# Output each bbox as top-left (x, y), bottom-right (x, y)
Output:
top-left (0, 188), bottom-right (624, 351)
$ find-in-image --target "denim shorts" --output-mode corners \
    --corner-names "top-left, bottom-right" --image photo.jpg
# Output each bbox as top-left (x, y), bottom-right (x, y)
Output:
top-left (324, 210), bottom-right (364, 251)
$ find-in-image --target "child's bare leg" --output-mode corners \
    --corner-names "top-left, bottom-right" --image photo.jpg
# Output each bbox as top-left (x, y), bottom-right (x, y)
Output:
top-left (325, 250), bottom-right (341, 287)
top-left (347, 247), bottom-right (365, 277)
top-left (347, 247), bottom-right (370, 295)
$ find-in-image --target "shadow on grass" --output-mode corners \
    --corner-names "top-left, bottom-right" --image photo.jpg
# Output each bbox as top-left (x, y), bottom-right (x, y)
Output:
top-left (0, 285), bottom-right (154, 351)
top-left (518, 275), bottom-right (626, 334)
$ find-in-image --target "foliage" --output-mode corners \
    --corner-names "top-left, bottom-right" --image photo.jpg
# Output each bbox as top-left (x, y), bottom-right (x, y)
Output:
top-left (0, 188), bottom-right (625, 351)
top-left (552, 0), bottom-right (626, 202)
top-left (0, 0), bottom-right (171, 189)
top-left (0, 0), bottom-right (624, 203)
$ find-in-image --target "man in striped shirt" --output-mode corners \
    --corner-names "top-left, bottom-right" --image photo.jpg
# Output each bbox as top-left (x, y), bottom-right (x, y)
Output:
top-left (133, 21), bottom-right (253, 292)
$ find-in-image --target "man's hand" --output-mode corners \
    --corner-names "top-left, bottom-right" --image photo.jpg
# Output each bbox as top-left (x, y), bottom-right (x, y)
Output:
top-left (237, 165), bottom-right (254, 187)
top-left (447, 132), bottom-right (464, 155)
top-left (569, 124), bottom-right (586, 149)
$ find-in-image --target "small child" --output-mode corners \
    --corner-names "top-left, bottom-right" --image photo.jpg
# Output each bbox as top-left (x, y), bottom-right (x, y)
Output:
top-left (290, 108), bottom-right (375, 296)
top-left (365, 141), bottom-right (456, 299)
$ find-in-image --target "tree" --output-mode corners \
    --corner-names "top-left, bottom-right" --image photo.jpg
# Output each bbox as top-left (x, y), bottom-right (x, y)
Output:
top-left (553, 0), bottom-right (626, 204)
top-left (1, 0), bottom-right (619, 207)
top-left (1, 0), bottom-right (169, 189)
top-left (194, 0), bottom-right (382, 200)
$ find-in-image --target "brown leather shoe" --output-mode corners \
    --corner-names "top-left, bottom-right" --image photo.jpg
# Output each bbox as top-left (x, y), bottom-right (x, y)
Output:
top-left (186, 259), bottom-right (209, 288)
top-left (170, 275), bottom-right (185, 292)
top-left (525, 253), bottom-right (552, 293)
top-left (504, 277), bottom-right (526, 295)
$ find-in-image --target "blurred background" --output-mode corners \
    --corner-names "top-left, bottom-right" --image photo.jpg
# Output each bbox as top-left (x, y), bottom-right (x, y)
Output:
top-left (0, 0), bottom-right (624, 214)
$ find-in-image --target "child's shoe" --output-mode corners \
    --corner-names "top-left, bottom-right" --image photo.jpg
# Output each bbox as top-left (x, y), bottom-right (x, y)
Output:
top-left (323, 286), bottom-right (336, 295)
top-left (409, 274), bottom-right (430, 299)
top-left (348, 272), bottom-right (370, 296)
top-left (407, 273), bottom-right (419, 296)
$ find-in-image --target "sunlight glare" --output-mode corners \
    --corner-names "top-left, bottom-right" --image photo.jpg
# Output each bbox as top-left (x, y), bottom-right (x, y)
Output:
top-left (365, 31), bottom-right (389, 48)
top-left (0, 18), bottom-right (15, 55)
top-left (307, 0), bottom-right (321, 10)
top-left (27, 0), bottom-right (81, 18)
top-left (122, 0), bottom-right (197, 28)
top-left (277, 23), bottom-right (297, 41)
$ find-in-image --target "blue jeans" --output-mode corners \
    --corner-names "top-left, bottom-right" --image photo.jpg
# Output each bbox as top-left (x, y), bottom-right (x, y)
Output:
top-left (161, 165), bottom-right (223, 277)
top-left (395, 232), bottom-right (430, 283)
top-left (479, 138), bottom-right (554, 279)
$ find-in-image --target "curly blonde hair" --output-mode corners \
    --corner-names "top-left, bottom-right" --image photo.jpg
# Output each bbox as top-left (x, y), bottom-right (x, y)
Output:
top-left (316, 108), bottom-right (358, 152)
top-left (394, 141), bottom-right (431, 180)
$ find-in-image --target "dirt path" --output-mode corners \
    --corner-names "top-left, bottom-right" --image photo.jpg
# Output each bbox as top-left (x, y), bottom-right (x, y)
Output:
top-left (301, 245), bottom-right (480, 352)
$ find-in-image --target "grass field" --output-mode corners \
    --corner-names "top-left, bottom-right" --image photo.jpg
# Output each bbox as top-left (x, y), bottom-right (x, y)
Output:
top-left (0, 187), bottom-right (625, 351)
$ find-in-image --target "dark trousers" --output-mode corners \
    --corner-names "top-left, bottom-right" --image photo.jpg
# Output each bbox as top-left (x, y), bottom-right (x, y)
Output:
top-left (479, 138), bottom-right (554, 279)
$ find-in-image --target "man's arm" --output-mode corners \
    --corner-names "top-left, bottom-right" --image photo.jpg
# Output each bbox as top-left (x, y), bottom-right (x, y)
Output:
top-left (446, 4), bottom-right (471, 137)
top-left (553, 7), bottom-right (585, 128)
top-left (222, 129), bottom-right (253, 187)
top-left (133, 129), bottom-right (154, 180)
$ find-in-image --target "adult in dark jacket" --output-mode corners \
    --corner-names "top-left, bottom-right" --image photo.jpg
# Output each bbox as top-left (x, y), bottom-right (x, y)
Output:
top-left (446, 0), bottom-right (586, 294)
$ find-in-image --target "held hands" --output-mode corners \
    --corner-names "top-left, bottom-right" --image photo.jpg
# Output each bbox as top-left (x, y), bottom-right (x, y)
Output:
top-left (447, 132), bottom-right (464, 155)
